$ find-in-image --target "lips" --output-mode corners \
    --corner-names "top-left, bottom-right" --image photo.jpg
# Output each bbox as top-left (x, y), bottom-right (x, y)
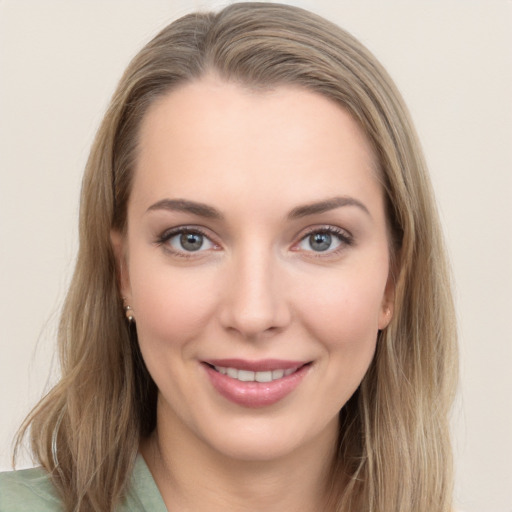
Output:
top-left (202, 359), bottom-right (311, 408)
top-left (212, 366), bottom-right (298, 383)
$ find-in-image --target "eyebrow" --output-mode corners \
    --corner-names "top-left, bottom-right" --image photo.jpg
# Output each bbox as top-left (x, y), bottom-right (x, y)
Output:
top-left (146, 195), bottom-right (370, 220)
top-left (146, 199), bottom-right (224, 219)
top-left (287, 196), bottom-right (371, 219)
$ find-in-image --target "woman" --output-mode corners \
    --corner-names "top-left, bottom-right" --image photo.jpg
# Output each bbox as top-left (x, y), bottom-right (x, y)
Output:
top-left (0, 3), bottom-right (457, 511)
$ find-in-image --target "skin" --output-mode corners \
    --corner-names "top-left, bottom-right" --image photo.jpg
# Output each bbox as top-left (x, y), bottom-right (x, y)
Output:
top-left (112, 76), bottom-right (394, 511)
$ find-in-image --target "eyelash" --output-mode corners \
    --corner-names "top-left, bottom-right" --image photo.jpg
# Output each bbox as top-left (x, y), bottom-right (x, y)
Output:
top-left (293, 226), bottom-right (354, 256)
top-left (155, 226), bottom-right (219, 258)
top-left (154, 225), bottom-right (353, 258)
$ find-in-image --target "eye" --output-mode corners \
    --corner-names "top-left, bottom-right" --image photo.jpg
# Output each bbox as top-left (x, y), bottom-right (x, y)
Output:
top-left (170, 232), bottom-right (211, 252)
top-left (157, 227), bottom-right (217, 255)
top-left (295, 227), bottom-right (352, 253)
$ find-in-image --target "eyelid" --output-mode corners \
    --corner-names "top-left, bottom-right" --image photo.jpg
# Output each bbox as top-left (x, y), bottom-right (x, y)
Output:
top-left (155, 225), bottom-right (221, 256)
top-left (154, 224), bottom-right (353, 258)
top-left (291, 225), bottom-right (354, 254)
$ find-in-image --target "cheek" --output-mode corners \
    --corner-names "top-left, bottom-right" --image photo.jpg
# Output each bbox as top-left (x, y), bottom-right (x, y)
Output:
top-left (297, 265), bottom-right (388, 347)
top-left (129, 257), bottom-right (218, 348)
top-left (295, 268), bottom-right (386, 407)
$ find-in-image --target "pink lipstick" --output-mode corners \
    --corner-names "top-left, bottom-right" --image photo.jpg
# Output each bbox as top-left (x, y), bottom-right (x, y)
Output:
top-left (202, 359), bottom-right (311, 408)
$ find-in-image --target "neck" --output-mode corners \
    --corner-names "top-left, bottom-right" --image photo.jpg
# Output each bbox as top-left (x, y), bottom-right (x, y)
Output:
top-left (140, 404), bottom-right (339, 512)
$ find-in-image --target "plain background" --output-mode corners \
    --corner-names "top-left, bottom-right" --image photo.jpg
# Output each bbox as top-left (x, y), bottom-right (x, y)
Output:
top-left (0, 1), bottom-right (511, 511)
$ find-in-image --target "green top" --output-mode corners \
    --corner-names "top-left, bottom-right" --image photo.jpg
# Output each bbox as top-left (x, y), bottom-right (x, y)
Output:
top-left (0, 455), bottom-right (167, 511)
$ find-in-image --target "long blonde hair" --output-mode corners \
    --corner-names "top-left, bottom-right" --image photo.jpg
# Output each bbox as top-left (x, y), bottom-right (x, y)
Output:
top-left (16, 3), bottom-right (458, 511)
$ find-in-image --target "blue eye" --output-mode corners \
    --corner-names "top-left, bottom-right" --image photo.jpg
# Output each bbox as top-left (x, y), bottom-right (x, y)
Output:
top-left (308, 232), bottom-right (336, 252)
top-left (175, 232), bottom-right (205, 251)
top-left (297, 228), bottom-right (350, 253)
top-left (160, 229), bottom-right (216, 254)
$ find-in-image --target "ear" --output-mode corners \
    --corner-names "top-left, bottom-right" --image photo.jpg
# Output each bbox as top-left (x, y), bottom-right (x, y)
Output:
top-left (378, 273), bottom-right (395, 330)
top-left (110, 229), bottom-right (131, 301)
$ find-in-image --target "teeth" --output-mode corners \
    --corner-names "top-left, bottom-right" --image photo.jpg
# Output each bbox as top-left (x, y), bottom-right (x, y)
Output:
top-left (213, 365), bottom-right (298, 382)
top-left (272, 369), bottom-right (284, 380)
top-left (238, 370), bottom-right (255, 382)
top-left (255, 371), bottom-right (272, 383)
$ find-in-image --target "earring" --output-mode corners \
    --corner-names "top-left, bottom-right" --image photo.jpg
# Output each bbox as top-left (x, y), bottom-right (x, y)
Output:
top-left (122, 298), bottom-right (135, 323)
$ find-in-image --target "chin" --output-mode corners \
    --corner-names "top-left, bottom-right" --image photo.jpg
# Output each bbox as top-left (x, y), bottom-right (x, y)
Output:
top-left (192, 412), bottom-right (339, 464)
top-left (207, 433), bottom-right (309, 463)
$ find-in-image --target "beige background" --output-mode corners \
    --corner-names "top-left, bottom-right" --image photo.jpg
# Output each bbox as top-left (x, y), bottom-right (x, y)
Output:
top-left (1, 1), bottom-right (511, 511)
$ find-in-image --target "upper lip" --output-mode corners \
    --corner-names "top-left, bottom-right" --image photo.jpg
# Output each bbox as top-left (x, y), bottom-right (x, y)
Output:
top-left (203, 358), bottom-right (310, 372)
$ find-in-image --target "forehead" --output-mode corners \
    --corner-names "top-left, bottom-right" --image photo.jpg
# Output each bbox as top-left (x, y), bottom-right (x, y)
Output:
top-left (131, 77), bottom-right (382, 215)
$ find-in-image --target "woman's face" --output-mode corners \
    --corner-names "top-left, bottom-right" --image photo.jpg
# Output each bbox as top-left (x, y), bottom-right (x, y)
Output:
top-left (114, 77), bottom-right (394, 462)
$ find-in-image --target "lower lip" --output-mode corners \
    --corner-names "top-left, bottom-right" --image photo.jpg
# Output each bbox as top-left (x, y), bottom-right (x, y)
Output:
top-left (203, 363), bottom-right (310, 408)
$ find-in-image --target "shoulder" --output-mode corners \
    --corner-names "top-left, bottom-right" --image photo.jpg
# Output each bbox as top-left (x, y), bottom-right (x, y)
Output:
top-left (0, 456), bottom-right (165, 512)
top-left (0, 466), bottom-right (62, 512)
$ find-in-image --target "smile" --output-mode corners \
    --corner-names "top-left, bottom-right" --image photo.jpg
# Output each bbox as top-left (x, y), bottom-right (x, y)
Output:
top-left (203, 359), bottom-right (312, 408)
top-left (212, 366), bottom-right (299, 382)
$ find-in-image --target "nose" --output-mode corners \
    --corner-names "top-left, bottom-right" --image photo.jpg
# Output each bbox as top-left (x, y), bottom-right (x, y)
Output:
top-left (219, 245), bottom-right (291, 340)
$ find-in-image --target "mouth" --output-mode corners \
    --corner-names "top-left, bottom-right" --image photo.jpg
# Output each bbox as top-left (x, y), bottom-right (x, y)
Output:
top-left (205, 364), bottom-right (306, 383)
top-left (202, 359), bottom-right (312, 408)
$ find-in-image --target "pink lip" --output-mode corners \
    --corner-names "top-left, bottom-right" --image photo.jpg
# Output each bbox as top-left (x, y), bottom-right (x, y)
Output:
top-left (202, 359), bottom-right (311, 408)
top-left (205, 358), bottom-right (306, 372)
